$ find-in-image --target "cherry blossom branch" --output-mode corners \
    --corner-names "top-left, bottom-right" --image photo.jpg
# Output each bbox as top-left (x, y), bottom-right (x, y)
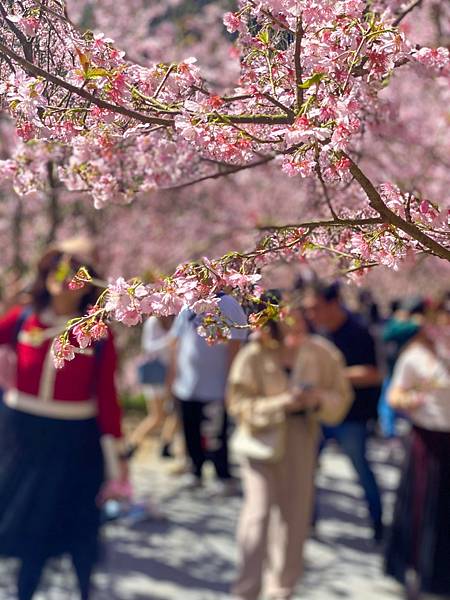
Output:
top-left (341, 262), bottom-right (379, 276)
top-left (212, 113), bottom-right (293, 125)
top-left (0, 40), bottom-right (174, 126)
top-left (0, 38), bottom-right (294, 128)
top-left (347, 157), bottom-right (450, 261)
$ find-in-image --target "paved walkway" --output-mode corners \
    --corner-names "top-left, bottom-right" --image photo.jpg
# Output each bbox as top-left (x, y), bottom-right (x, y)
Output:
top-left (0, 437), bottom-right (406, 600)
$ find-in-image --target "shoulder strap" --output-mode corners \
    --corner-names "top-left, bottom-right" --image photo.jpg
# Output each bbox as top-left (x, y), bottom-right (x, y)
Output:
top-left (90, 338), bottom-right (107, 397)
top-left (12, 306), bottom-right (33, 348)
top-left (93, 338), bottom-right (105, 363)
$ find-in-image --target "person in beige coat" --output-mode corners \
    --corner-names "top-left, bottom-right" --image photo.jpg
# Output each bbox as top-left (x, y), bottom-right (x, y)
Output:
top-left (228, 310), bottom-right (352, 600)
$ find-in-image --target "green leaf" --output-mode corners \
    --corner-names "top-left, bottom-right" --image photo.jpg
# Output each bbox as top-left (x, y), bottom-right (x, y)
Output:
top-left (298, 73), bottom-right (325, 89)
top-left (85, 67), bottom-right (110, 80)
top-left (303, 241), bottom-right (318, 251)
top-left (258, 29), bottom-right (270, 45)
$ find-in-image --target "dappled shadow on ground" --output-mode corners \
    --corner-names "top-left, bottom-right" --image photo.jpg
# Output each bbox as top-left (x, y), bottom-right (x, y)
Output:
top-left (0, 436), bottom-right (405, 600)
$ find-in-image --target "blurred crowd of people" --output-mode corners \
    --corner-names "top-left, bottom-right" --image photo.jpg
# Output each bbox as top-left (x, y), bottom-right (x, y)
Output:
top-left (0, 238), bottom-right (449, 600)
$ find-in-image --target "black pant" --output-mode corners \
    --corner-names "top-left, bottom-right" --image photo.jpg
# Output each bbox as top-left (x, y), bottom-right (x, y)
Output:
top-left (178, 398), bottom-right (231, 480)
top-left (18, 541), bottom-right (97, 600)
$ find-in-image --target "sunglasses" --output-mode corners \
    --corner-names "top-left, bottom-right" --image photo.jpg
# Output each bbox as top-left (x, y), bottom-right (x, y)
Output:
top-left (48, 253), bottom-right (88, 284)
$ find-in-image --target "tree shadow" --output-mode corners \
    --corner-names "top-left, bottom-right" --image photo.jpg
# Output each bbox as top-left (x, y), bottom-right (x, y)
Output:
top-left (0, 438), bottom-right (402, 600)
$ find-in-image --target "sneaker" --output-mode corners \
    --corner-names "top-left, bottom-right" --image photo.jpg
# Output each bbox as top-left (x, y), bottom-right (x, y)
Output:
top-left (121, 443), bottom-right (138, 460)
top-left (209, 478), bottom-right (241, 497)
top-left (177, 473), bottom-right (203, 490)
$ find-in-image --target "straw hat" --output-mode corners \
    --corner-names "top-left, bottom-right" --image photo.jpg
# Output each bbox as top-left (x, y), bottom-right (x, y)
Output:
top-left (38, 236), bottom-right (98, 271)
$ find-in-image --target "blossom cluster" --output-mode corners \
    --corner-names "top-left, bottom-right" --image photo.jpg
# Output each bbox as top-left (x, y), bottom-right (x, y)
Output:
top-left (52, 308), bottom-right (109, 368)
top-left (0, 0), bottom-right (419, 200)
top-left (51, 258), bottom-right (262, 366)
top-left (1, 1), bottom-right (448, 213)
top-left (0, 0), bottom-right (449, 362)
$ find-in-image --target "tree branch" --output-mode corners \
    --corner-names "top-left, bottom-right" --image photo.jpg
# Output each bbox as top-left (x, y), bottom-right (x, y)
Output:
top-left (0, 41), bottom-right (174, 126)
top-left (0, 1), bottom-right (33, 62)
top-left (259, 217), bottom-right (384, 231)
top-left (46, 161), bottom-right (60, 244)
top-left (393, 0), bottom-right (423, 27)
top-left (213, 113), bottom-right (293, 125)
top-left (153, 63), bottom-right (175, 100)
top-left (294, 15), bottom-right (304, 112)
top-left (347, 157), bottom-right (450, 262)
top-left (0, 40), bottom-right (296, 128)
top-left (168, 156), bottom-right (275, 190)
top-left (262, 93), bottom-right (295, 118)
top-left (314, 146), bottom-right (338, 219)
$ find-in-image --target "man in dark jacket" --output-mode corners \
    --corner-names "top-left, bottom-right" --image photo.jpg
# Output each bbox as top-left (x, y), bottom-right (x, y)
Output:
top-left (302, 281), bottom-right (383, 542)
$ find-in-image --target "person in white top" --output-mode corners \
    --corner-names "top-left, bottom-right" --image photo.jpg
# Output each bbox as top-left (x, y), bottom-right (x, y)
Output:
top-left (126, 316), bottom-right (178, 457)
top-left (389, 333), bottom-right (450, 433)
top-left (385, 310), bottom-right (450, 599)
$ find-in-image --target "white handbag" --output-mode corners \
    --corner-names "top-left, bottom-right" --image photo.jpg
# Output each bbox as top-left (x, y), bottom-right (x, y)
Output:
top-left (230, 423), bottom-right (285, 463)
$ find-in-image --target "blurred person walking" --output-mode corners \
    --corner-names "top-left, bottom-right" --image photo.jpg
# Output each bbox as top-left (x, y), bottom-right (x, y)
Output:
top-left (126, 315), bottom-right (180, 460)
top-left (302, 281), bottom-right (384, 541)
top-left (228, 300), bottom-right (352, 600)
top-left (385, 312), bottom-right (450, 600)
top-left (0, 238), bottom-right (124, 600)
top-left (378, 298), bottom-right (427, 439)
top-left (169, 293), bottom-right (247, 492)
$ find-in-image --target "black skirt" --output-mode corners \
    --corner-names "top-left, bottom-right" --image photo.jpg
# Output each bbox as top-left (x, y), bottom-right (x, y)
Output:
top-left (0, 402), bottom-right (104, 560)
top-left (385, 425), bottom-right (450, 595)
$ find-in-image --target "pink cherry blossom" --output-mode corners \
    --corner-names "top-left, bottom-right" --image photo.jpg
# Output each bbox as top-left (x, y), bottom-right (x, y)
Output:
top-left (52, 337), bottom-right (77, 369)
top-left (223, 12), bottom-right (241, 34)
top-left (0, 0), bottom-right (449, 364)
top-left (72, 324), bottom-right (92, 349)
top-left (413, 47), bottom-right (450, 71)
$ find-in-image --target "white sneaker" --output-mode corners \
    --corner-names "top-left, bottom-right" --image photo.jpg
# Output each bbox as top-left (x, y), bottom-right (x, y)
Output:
top-left (177, 473), bottom-right (203, 490)
top-left (209, 478), bottom-right (241, 497)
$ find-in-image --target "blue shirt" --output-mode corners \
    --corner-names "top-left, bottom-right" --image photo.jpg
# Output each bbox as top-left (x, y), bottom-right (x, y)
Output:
top-left (171, 295), bottom-right (247, 402)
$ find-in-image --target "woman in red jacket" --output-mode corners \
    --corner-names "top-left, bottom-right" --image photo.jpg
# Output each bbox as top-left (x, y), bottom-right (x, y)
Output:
top-left (0, 238), bottom-right (123, 600)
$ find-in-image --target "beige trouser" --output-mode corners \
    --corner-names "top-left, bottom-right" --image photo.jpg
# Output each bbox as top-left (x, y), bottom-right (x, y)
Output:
top-left (232, 416), bottom-right (319, 600)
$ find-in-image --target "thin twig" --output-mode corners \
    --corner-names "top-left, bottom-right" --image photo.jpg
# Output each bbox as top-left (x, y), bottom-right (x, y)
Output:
top-left (248, 0), bottom-right (295, 33)
top-left (262, 93), bottom-right (295, 118)
top-left (314, 147), bottom-right (338, 219)
top-left (393, 0), bottom-right (423, 26)
top-left (212, 113), bottom-right (293, 125)
top-left (294, 15), bottom-right (304, 112)
top-left (153, 63), bottom-right (175, 100)
top-left (168, 156), bottom-right (275, 190)
top-left (259, 217), bottom-right (384, 231)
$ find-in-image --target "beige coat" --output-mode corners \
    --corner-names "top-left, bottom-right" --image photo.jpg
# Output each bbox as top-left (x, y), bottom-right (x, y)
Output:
top-left (227, 335), bottom-right (352, 600)
top-left (227, 334), bottom-right (353, 430)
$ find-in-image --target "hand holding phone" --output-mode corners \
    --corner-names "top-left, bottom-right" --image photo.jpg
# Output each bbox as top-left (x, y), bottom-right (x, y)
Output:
top-left (286, 383), bottom-right (320, 414)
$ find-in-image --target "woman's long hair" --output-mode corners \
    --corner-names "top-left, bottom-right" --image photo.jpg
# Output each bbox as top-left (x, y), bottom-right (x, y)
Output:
top-left (30, 248), bottom-right (101, 314)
